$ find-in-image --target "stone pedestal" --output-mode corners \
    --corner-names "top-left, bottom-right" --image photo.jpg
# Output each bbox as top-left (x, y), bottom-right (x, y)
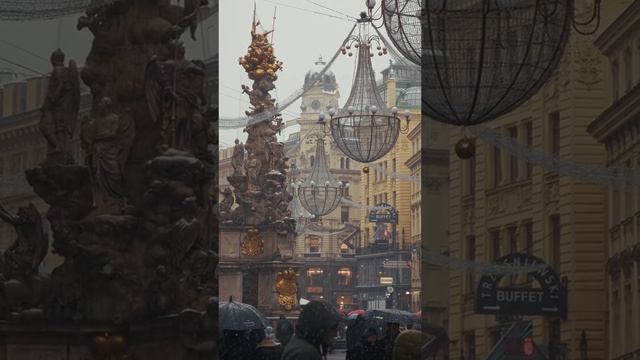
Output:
top-left (219, 225), bottom-right (302, 318)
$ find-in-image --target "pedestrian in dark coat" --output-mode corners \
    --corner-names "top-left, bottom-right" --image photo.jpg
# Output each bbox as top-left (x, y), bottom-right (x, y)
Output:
top-left (276, 314), bottom-right (294, 349)
top-left (352, 327), bottom-right (384, 360)
top-left (282, 300), bottom-right (342, 360)
top-left (255, 327), bottom-right (283, 360)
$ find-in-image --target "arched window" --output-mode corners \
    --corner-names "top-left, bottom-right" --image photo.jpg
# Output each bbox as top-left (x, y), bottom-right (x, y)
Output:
top-left (340, 158), bottom-right (344, 169)
top-left (310, 155), bottom-right (315, 167)
top-left (346, 158), bottom-right (350, 169)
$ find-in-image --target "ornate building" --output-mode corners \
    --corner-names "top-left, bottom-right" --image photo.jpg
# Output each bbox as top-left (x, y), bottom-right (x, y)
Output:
top-left (356, 62), bottom-right (419, 311)
top-left (588, 1), bottom-right (640, 358)
top-left (289, 57), bottom-right (361, 310)
top-left (445, 3), bottom-right (631, 358)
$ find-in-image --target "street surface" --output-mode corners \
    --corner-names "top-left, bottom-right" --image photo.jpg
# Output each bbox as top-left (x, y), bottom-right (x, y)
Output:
top-left (327, 349), bottom-right (347, 360)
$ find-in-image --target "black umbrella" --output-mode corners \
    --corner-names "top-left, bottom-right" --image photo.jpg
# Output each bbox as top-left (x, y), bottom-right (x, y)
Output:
top-left (219, 296), bottom-right (268, 331)
top-left (365, 309), bottom-right (416, 325)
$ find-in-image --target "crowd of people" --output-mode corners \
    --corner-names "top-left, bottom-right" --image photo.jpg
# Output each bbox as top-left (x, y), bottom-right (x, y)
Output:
top-left (218, 300), bottom-right (428, 360)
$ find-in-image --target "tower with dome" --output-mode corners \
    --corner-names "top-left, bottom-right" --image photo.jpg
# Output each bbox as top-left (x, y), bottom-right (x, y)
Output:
top-left (286, 57), bottom-right (362, 311)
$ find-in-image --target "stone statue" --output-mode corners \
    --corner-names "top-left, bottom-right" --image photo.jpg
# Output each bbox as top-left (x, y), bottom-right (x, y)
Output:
top-left (39, 49), bottom-right (81, 166)
top-left (244, 151), bottom-right (262, 191)
top-left (0, 203), bottom-right (48, 276)
top-left (219, 188), bottom-right (234, 215)
top-left (80, 97), bottom-right (134, 209)
top-left (0, 202), bottom-right (50, 316)
top-left (231, 139), bottom-right (245, 176)
top-left (145, 41), bottom-right (207, 151)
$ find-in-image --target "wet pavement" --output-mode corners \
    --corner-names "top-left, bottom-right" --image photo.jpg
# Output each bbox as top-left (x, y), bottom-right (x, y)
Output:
top-left (326, 349), bottom-right (347, 360)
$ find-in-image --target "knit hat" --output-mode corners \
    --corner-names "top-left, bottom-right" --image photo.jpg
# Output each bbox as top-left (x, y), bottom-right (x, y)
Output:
top-left (392, 330), bottom-right (430, 360)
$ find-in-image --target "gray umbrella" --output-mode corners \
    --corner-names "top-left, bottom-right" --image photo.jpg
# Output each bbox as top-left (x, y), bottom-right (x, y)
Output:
top-left (365, 309), bottom-right (417, 325)
top-left (219, 297), bottom-right (268, 331)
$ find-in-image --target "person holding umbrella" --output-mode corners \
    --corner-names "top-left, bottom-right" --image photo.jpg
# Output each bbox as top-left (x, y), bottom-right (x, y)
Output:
top-left (346, 315), bottom-right (366, 360)
top-left (282, 300), bottom-right (342, 360)
top-left (218, 297), bottom-right (269, 360)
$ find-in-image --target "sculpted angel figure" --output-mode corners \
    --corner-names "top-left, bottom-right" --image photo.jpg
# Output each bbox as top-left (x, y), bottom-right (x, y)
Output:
top-left (231, 139), bottom-right (245, 176)
top-left (39, 49), bottom-right (80, 165)
top-left (0, 202), bottom-right (48, 277)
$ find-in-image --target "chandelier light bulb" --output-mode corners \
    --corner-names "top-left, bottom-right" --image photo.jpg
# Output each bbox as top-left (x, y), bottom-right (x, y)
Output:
top-left (371, 105), bottom-right (378, 114)
top-left (325, 181), bottom-right (330, 187)
top-left (318, 112), bottom-right (326, 122)
top-left (391, 106), bottom-right (398, 115)
top-left (328, 108), bottom-right (336, 117)
top-left (310, 180), bottom-right (315, 186)
top-left (345, 182), bottom-right (350, 188)
top-left (404, 109), bottom-right (411, 120)
top-left (367, 0), bottom-right (376, 10)
top-left (348, 106), bottom-right (355, 114)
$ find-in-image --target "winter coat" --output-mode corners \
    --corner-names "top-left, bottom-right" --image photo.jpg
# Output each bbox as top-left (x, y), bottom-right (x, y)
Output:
top-left (276, 318), bottom-right (294, 348)
top-left (281, 335), bottom-right (323, 360)
top-left (255, 338), bottom-right (283, 360)
top-left (392, 330), bottom-right (430, 360)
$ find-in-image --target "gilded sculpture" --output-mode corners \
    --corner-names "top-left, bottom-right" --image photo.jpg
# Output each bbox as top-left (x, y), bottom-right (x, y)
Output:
top-left (241, 229), bottom-right (264, 257)
top-left (275, 268), bottom-right (298, 311)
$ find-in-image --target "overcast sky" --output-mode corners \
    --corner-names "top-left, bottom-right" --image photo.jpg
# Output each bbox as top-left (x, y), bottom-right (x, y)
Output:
top-left (0, 8), bottom-right (217, 77)
top-left (219, 0), bottom-right (392, 148)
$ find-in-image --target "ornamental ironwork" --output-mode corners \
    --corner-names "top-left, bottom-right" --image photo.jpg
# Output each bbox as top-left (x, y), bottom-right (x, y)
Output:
top-left (295, 137), bottom-right (346, 217)
top-left (376, 0), bottom-right (602, 127)
top-left (322, 12), bottom-right (403, 163)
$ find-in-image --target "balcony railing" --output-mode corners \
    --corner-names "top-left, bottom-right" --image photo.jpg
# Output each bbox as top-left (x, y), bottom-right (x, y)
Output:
top-left (356, 242), bottom-right (413, 255)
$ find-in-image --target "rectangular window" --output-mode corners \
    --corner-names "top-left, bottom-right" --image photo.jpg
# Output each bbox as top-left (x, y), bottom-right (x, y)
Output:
top-left (613, 60), bottom-right (620, 99)
top-left (509, 227), bottom-right (518, 254)
top-left (468, 156), bottom-right (476, 195)
top-left (525, 121), bottom-right (533, 178)
top-left (309, 237), bottom-right (321, 253)
top-left (341, 206), bottom-right (349, 223)
top-left (384, 161), bottom-right (388, 181)
top-left (493, 146), bottom-right (502, 187)
top-left (465, 332), bottom-right (476, 360)
top-left (549, 112), bottom-right (560, 156)
top-left (508, 127), bottom-right (518, 182)
top-left (550, 215), bottom-right (561, 270)
top-left (9, 153), bottom-right (24, 174)
top-left (491, 230), bottom-right (501, 261)
top-left (525, 222), bottom-right (533, 254)
top-left (466, 236), bottom-right (476, 294)
top-left (393, 191), bottom-right (397, 207)
top-left (392, 159), bottom-right (396, 173)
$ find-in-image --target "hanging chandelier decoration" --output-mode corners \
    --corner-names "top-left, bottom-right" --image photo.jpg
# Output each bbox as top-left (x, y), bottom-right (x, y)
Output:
top-left (375, 0), bottom-right (602, 127)
top-left (294, 137), bottom-right (346, 218)
top-left (319, 12), bottom-right (406, 164)
top-left (288, 163), bottom-right (313, 234)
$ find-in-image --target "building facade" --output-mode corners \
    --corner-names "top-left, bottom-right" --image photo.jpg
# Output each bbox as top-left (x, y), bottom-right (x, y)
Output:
top-left (356, 63), bottom-right (419, 312)
top-left (589, 2), bottom-right (640, 358)
top-left (444, 6), bottom-right (633, 356)
top-left (289, 58), bottom-right (361, 311)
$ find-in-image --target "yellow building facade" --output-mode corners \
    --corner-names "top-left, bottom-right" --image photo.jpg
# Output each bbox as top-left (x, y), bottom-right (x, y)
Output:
top-left (446, 3), bottom-right (632, 358)
top-left (589, 1), bottom-right (640, 358)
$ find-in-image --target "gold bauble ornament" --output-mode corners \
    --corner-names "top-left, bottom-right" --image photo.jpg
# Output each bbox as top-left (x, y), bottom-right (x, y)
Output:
top-left (362, 166), bottom-right (369, 174)
top-left (455, 137), bottom-right (476, 159)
